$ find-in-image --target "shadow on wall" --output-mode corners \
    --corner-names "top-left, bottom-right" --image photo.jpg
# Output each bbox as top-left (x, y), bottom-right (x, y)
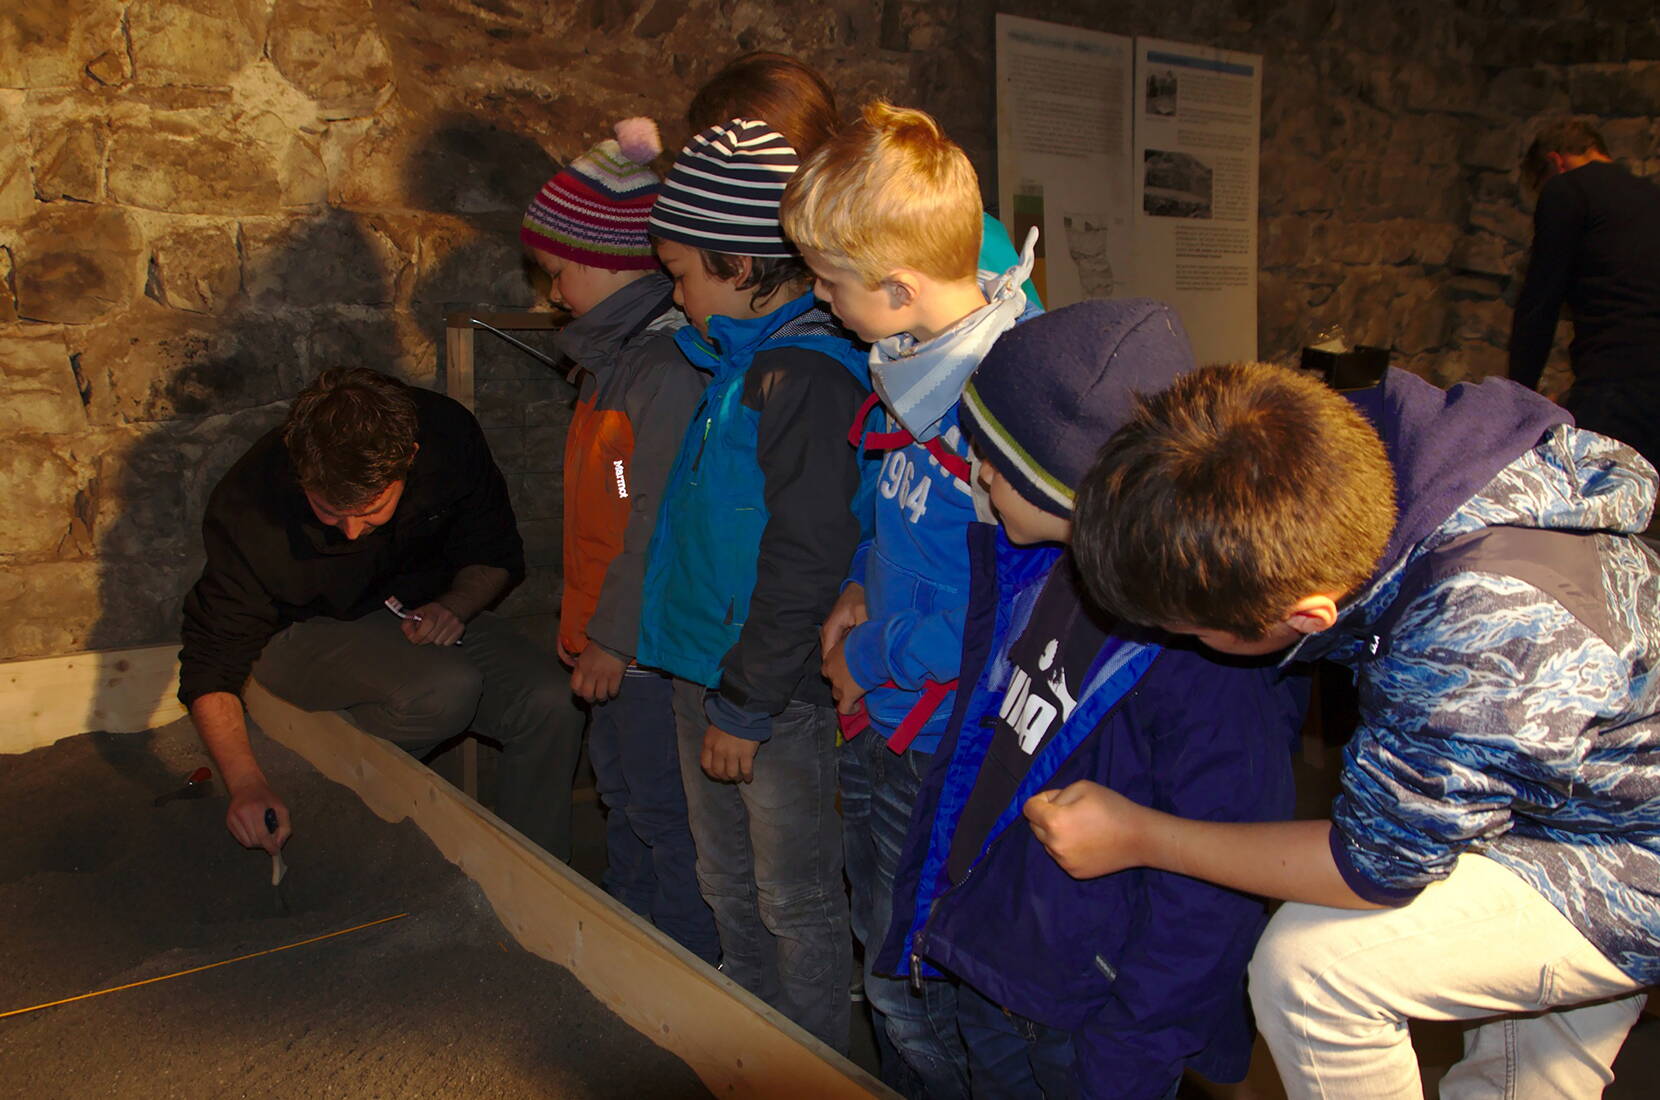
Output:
top-left (81, 111), bottom-right (562, 738)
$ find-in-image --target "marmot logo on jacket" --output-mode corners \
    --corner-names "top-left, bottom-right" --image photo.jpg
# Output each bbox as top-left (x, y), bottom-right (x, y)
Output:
top-left (613, 460), bottom-right (629, 499)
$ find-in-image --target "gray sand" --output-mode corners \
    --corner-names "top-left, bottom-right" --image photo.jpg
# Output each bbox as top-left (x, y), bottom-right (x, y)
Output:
top-left (0, 720), bottom-right (710, 1098)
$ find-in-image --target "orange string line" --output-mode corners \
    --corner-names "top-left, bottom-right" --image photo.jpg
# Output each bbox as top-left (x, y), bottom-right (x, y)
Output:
top-left (0, 912), bottom-right (408, 1021)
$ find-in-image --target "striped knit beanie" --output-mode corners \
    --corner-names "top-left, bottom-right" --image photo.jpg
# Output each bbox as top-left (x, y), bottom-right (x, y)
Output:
top-left (647, 119), bottom-right (800, 257)
top-left (960, 299), bottom-right (1196, 517)
top-left (521, 118), bottom-right (662, 271)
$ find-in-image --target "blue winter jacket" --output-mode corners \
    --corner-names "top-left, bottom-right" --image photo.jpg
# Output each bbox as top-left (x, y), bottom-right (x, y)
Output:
top-left (637, 292), bottom-right (874, 733)
top-left (878, 525), bottom-right (1305, 1097)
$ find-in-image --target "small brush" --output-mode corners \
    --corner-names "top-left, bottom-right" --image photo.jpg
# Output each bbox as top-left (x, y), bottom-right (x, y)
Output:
top-left (264, 808), bottom-right (290, 916)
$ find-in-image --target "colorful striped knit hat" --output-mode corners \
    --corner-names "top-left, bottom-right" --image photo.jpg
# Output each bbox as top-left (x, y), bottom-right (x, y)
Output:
top-left (961, 299), bottom-right (1196, 517)
top-left (521, 118), bottom-right (662, 271)
top-left (647, 119), bottom-right (800, 257)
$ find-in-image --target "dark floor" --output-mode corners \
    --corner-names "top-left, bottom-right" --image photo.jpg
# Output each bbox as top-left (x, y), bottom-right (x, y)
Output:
top-left (0, 722), bottom-right (711, 1099)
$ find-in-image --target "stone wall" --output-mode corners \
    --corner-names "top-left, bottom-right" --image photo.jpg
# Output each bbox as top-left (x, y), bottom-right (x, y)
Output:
top-left (3, 0), bottom-right (1658, 662)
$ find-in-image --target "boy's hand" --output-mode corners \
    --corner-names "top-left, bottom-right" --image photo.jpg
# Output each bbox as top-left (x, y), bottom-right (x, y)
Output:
top-left (555, 638), bottom-right (576, 668)
top-left (820, 583), bottom-right (868, 654)
top-left (822, 640), bottom-right (868, 715)
top-left (701, 724), bottom-right (760, 783)
top-left (1024, 781), bottom-right (1146, 879)
top-left (571, 646), bottom-right (626, 703)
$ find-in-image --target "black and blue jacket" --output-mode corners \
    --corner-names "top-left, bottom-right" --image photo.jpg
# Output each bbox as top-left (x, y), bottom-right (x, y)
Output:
top-left (878, 525), bottom-right (1305, 1097)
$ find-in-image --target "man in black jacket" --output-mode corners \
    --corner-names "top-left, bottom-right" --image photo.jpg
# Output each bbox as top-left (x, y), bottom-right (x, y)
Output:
top-left (180, 368), bottom-right (581, 858)
top-left (1509, 118), bottom-right (1660, 473)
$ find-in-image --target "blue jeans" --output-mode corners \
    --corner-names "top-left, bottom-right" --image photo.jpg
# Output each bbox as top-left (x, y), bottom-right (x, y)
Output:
top-left (672, 679), bottom-right (850, 1052)
top-left (956, 985), bottom-right (1080, 1100)
top-left (588, 667), bottom-right (719, 965)
top-left (843, 729), bottom-right (970, 1099)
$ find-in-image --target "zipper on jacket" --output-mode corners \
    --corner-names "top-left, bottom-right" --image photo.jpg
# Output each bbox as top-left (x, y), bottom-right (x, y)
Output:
top-left (690, 416), bottom-right (712, 477)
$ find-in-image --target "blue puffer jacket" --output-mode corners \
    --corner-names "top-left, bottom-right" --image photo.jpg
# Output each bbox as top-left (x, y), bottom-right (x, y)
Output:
top-left (637, 292), bottom-right (873, 704)
top-left (878, 525), bottom-right (1305, 1098)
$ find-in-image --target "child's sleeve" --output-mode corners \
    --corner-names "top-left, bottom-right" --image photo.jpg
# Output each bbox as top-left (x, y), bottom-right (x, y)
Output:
top-left (1331, 573), bottom-right (1628, 904)
top-left (1069, 663), bottom-right (1304, 1097)
top-left (710, 348), bottom-right (867, 739)
top-left (841, 601), bottom-right (967, 692)
top-left (585, 337), bottom-right (706, 661)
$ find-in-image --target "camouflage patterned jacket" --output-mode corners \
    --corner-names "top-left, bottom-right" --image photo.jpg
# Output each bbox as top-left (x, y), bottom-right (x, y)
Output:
top-left (1298, 368), bottom-right (1660, 982)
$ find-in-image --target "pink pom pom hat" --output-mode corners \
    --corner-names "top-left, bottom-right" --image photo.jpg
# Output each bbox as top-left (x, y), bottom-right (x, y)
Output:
top-left (522, 117), bottom-right (663, 270)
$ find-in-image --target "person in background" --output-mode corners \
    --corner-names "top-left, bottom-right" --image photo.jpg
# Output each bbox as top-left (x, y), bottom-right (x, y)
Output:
top-left (1509, 117), bottom-right (1660, 474)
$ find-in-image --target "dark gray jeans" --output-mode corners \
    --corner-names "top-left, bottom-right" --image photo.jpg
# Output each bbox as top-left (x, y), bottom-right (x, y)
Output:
top-left (672, 678), bottom-right (850, 1053)
top-left (253, 611), bottom-right (584, 860)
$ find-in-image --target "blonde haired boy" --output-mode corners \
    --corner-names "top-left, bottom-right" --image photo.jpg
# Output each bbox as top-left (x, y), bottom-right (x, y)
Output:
top-left (781, 100), bottom-right (1039, 1099)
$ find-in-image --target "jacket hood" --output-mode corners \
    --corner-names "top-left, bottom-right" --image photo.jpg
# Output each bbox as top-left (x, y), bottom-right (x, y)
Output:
top-left (551, 271), bottom-right (679, 372)
top-left (1293, 368), bottom-right (1653, 664)
top-left (1348, 368), bottom-right (1573, 575)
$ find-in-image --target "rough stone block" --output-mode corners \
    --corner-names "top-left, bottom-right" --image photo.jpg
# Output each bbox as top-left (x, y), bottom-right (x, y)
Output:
top-left (1449, 230), bottom-right (1514, 278)
top-left (69, 302), bottom-right (290, 424)
top-left (145, 222), bottom-right (242, 315)
top-left (268, 0), bottom-right (395, 120)
top-left (1602, 118), bottom-right (1660, 163)
top-left (243, 210), bottom-right (404, 309)
top-left (1483, 66), bottom-right (1568, 117)
top-left (1388, 290), bottom-right (1452, 355)
top-left (0, 0), bottom-right (126, 89)
top-left (0, 248), bottom-right (16, 324)
top-left (1571, 63), bottom-right (1660, 117)
top-left (0, 560), bottom-right (106, 660)
top-left (0, 435), bottom-right (81, 559)
top-left (33, 122), bottom-right (104, 202)
top-left (13, 204), bottom-right (144, 324)
top-left (415, 226), bottom-right (537, 310)
top-left (0, 96), bottom-right (34, 223)
top-left (108, 110), bottom-right (284, 215)
top-left (0, 330), bottom-right (86, 435)
top-left (127, 0), bottom-right (267, 86)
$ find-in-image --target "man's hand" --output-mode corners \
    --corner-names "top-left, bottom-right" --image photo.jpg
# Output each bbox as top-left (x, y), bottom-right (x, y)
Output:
top-left (822, 640), bottom-right (868, 715)
top-left (401, 600), bottom-right (466, 646)
top-left (572, 645), bottom-right (626, 703)
top-left (1024, 780), bottom-right (1146, 879)
top-left (701, 724), bottom-right (760, 783)
top-left (226, 778), bottom-right (290, 855)
top-left (820, 583), bottom-right (868, 654)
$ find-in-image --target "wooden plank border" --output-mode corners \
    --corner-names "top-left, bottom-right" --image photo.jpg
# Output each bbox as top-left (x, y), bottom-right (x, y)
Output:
top-left (244, 681), bottom-right (890, 1099)
top-left (0, 643), bottom-right (183, 755)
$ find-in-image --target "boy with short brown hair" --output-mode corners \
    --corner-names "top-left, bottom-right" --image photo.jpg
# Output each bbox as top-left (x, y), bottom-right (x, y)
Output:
top-left (1043, 360), bottom-right (1660, 1097)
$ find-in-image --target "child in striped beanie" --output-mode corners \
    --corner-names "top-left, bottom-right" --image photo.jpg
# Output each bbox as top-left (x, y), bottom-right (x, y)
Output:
top-left (522, 120), bottom-right (718, 967)
top-left (634, 118), bottom-right (876, 1052)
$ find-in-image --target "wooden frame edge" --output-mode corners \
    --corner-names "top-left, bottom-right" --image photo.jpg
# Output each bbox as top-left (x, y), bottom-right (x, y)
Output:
top-left (244, 681), bottom-right (891, 1099)
top-left (1, 644), bottom-right (184, 755)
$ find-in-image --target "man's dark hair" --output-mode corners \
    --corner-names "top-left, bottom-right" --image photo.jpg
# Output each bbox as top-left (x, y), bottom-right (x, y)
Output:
top-left (283, 367), bottom-right (419, 510)
top-left (1521, 118), bottom-right (1608, 192)
top-left (687, 52), bottom-right (841, 160)
top-left (1072, 362), bottom-right (1397, 639)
